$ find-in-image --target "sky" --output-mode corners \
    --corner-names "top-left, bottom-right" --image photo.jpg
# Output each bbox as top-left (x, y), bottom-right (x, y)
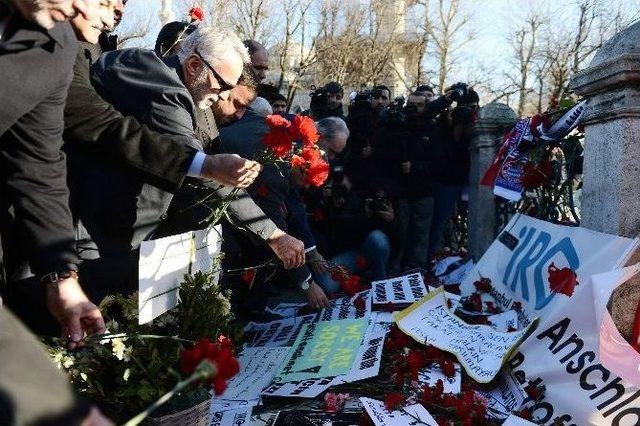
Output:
top-left (115, 0), bottom-right (640, 101)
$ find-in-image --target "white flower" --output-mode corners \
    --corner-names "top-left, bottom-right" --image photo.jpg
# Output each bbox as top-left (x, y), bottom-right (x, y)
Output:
top-left (111, 337), bottom-right (130, 362)
top-left (80, 372), bottom-right (88, 382)
top-left (51, 352), bottom-right (64, 370)
top-left (62, 356), bottom-right (74, 369)
top-left (123, 368), bottom-right (131, 382)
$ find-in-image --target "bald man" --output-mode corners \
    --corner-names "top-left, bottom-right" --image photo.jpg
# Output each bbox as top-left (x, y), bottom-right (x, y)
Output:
top-left (243, 39), bottom-right (269, 82)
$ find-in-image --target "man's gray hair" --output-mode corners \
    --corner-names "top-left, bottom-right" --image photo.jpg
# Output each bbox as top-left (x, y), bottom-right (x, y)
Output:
top-left (177, 26), bottom-right (250, 67)
top-left (250, 97), bottom-right (273, 117)
top-left (316, 117), bottom-right (349, 141)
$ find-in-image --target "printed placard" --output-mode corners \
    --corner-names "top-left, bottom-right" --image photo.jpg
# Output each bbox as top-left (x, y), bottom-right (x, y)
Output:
top-left (244, 314), bottom-right (317, 348)
top-left (502, 414), bottom-right (537, 425)
top-left (216, 347), bottom-right (289, 401)
top-left (394, 288), bottom-right (537, 383)
top-left (274, 318), bottom-right (368, 383)
top-left (372, 273), bottom-right (427, 305)
top-left (332, 328), bottom-right (387, 385)
top-left (138, 226), bottom-right (221, 324)
top-left (317, 290), bottom-right (371, 322)
top-left (476, 369), bottom-right (526, 420)
top-left (360, 397), bottom-right (438, 426)
top-left (209, 406), bottom-right (252, 426)
top-left (261, 376), bottom-right (336, 398)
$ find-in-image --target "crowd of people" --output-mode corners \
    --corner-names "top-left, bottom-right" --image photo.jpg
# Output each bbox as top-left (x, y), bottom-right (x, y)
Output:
top-left (0, 1), bottom-right (478, 423)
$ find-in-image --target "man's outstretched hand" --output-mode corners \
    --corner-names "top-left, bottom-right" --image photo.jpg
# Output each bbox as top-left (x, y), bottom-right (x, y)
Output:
top-left (46, 276), bottom-right (106, 349)
top-left (202, 153), bottom-right (261, 188)
top-left (267, 229), bottom-right (305, 269)
top-left (306, 281), bottom-right (330, 309)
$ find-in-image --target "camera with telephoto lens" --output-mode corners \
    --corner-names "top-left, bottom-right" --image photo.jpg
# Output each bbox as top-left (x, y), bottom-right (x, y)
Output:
top-left (446, 82), bottom-right (469, 103)
top-left (380, 96), bottom-right (408, 127)
top-left (309, 85), bottom-right (328, 118)
top-left (349, 90), bottom-right (374, 116)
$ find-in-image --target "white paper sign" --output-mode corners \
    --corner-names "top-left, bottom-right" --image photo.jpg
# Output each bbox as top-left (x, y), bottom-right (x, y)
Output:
top-left (245, 314), bottom-right (317, 348)
top-left (395, 287), bottom-right (536, 383)
top-left (217, 347), bottom-right (289, 401)
top-left (487, 310), bottom-right (519, 332)
top-left (138, 226), bottom-right (221, 324)
top-left (360, 397), bottom-right (438, 426)
top-left (209, 406), bottom-right (252, 426)
top-left (462, 214), bottom-right (640, 424)
top-left (476, 369), bottom-right (526, 420)
top-left (440, 259), bottom-right (474, 285)
top-left (372, 273), bottom-right (427, 305)
top-left (266, 302), bottom-right (306, 319)
top-left (332, 328), bottom-right (387, 385)
top-left (261, 376), bottom-right (335, 398)
top-left (317, 290), bottom-right (371, 321)
top-left (434, 256), bottom-right (463, 276)
top-left (502, 414), bottom-right (538, 426)
top-left (417, 363), bottom-right (462, 394)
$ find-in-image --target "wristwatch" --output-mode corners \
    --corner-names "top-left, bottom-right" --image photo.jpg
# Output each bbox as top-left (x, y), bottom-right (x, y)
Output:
top-left (40, 269), bottom-right (79, 286)
top-left (300, 278), bottom-right (310, 291)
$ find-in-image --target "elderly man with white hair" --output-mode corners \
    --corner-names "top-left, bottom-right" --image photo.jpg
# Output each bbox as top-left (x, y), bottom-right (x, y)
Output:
top-left (59, 26), bottom-right (304, 301)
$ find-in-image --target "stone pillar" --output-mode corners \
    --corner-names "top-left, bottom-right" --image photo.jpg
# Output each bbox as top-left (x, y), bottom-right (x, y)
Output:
top-left (569, 21), bottom-right (640, 338)
top-left (468, 103), bottom-right (518, 261)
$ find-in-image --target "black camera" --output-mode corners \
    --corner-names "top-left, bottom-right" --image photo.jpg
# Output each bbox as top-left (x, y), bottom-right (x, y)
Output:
top-left (446, 82), bottom-right (469, 103)
top-left (309, 85), bottom-right (328, 118)
top-left (349, 90), bottom-right (374, 117)
top-left (380, 97), bottom-right (408, 127)
top-left (370, 195), bottom-right (389, 212)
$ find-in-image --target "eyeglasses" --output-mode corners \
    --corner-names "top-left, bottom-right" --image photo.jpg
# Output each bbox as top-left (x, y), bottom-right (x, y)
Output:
top-left (194, 48), bottom-right (236, 92)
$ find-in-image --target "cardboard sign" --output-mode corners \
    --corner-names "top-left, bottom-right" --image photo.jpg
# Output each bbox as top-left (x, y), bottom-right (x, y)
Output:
top-left (274, 318), bottom-right (368, 383)
top-left (138, 226), bottom-right (221, 324)
top-left (372, 273), bottom-right (427, 305)
top-left (395, 288), bottom-right (537, 383)
top-left (360, 398), bottom-right (438, 426)
top-left (317, 290), bottom-right (371, 321)
top-left (461, 215), bottom-right (640, 424)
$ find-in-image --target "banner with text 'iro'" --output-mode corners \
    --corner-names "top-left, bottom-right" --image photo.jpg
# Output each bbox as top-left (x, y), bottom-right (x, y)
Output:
top-left (460, 214), bottom-right (639, 425)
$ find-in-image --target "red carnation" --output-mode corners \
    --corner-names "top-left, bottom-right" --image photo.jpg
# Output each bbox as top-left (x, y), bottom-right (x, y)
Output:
top-left (291, 115), bottom-right (320, 147)
top-left (473, 277), bottom-right (492, 293)
top-left (188, 7), bottom-right (204, 22)
top-left (304, 158), bottom-right (330, 187)
top-left (440, 360), bottom-right (456, 378)
top-left (263, 130), bottom-right (292, 158)
top-left (521, 160), bottom-right (553, 191)
top-left (180, 337), bottom-right (240, 395)
top-left (266, 114), bottom-right (291, 130)
top-left (341, 275), bottom-right (361, 296)
top-left (384, 392), bottom-right (404, 411)
top-left (548, 263), bottom-right (579, 297)
top-left (240, 268), bottom-right (256, 286)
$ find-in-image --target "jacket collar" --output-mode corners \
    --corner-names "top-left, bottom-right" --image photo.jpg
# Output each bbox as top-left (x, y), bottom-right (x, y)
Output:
top-left (161, 54), bottom-right (186, 84)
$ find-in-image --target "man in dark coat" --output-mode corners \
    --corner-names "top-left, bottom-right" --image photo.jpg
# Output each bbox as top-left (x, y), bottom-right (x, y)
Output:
top-left (0, 0), bottom-right (107, 342)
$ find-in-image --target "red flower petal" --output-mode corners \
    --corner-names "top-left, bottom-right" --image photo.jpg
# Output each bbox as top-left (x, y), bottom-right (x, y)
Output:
top-left (384, 392), bottom-right (404, 411)
top-left (291, 115), bottom-right (320, 147)
top-left (188, 7), bottom-right (204, 22)
top-left (548, 263), bottom-right (579, 297)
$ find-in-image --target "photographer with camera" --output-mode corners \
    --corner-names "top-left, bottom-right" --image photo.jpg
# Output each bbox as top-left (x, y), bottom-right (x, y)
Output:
top-left (344, 85), bottom-right (392, 193)
top-left (305, 81), bottom-right (346, 120)
top-left (428, 88), bottom-right (479, 258)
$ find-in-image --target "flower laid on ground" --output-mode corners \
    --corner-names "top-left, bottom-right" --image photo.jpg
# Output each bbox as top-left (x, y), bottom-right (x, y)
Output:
top-left (180, 337), bottom-right (240, 395)
top-left (324, 392), bottom-right (350, 412)
top-left (384, 392), bottom-right (405, 411)
top-left (548, 263), bottom-right (579, 297)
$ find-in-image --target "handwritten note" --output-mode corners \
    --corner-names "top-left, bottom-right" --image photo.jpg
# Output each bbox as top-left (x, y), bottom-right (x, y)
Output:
top-left (372, 273), bottom-right (427, 305)
top-left (360, 397), bottom-right (438, 426)
top-left (394, 287), bottom-right (537, 383)
top-left (274, 318), bottom-right (367, 383)
top-left (138, 226), bottom-right (221, 324)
